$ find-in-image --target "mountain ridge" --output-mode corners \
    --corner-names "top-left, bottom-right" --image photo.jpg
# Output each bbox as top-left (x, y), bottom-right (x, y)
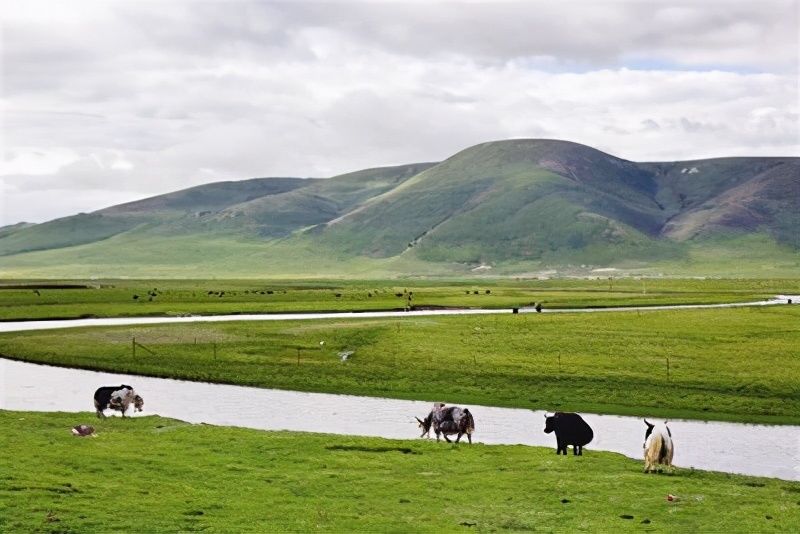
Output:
top-left (1, 139), bottom-right (797, 276)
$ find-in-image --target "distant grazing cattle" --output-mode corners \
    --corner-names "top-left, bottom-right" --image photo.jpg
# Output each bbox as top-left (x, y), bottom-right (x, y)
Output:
top-left (543, 412), bottom-right (593, 455)
top-left (643, 420), bottom-right (674, 472)
top-left (94, 385), bottom-right (144, 418)
top-left (416, 403), bottom-right (475, 444)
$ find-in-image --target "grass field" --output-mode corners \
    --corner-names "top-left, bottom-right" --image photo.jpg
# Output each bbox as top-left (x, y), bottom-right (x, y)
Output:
top-left (1, 278), bottom-right (797, 320)
top-left (2, 306), bottom-right (798, 424)
top-left (1, 411), bottom-right (798, 532)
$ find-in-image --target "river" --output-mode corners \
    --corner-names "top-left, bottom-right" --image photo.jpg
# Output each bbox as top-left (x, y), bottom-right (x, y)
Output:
top-left (2, 357), bottom-right (798, 481)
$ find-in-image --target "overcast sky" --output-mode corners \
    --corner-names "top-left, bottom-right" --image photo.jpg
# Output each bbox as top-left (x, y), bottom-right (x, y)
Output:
top-left (1, 0), bottom-right (798, 226)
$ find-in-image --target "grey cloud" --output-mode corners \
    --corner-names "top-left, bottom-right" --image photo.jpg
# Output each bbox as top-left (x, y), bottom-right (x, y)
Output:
top-left (641, 119), bottom-right (661, 131)
top-left (278, 1), bottom-right (798, 70)
top-left (678, 117), bottom-right (724, 133)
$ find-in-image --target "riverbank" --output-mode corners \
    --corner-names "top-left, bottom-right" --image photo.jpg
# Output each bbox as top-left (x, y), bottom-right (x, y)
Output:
top-left (2, 305), bottom-right (798, 425)
top-left (1, 411), bottom-right (798, 532)
top-left (2, 278), bottom-right (796, 321)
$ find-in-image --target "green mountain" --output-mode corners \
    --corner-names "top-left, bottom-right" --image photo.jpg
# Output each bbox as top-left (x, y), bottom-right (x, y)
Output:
top-left (1, 140), bottom-right (797, 277)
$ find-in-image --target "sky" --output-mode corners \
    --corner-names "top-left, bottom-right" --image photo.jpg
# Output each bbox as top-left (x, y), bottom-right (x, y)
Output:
top-left (1, 0), bottom-right (798, 226)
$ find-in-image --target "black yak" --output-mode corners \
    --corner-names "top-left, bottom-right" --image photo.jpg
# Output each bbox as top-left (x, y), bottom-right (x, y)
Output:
top-left (544, 412), bottom-right (593, 455)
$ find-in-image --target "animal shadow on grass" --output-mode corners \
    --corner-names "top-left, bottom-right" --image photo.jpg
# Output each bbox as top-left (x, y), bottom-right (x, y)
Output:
top-left (326, 445), bottom-right (420, 455)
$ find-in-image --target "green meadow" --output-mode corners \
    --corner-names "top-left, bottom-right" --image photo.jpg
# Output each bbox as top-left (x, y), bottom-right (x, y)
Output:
top-left (1, 412), bottom-right (798, 533)
top-left (1, 277), bottom-right (797, 320)
top-left (2, 305), bottom-right (798, 424)
top-left (2, 278), bottom-right (798, 532)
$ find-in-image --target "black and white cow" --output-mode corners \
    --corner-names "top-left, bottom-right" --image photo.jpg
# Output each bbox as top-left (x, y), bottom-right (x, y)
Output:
top-left (93, 385), bottom-right (144, 418)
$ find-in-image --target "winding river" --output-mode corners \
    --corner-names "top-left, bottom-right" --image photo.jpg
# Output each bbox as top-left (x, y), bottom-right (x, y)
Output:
top-left (1, 295), bottom-right (798, 481)
top-left (0, 294), bottom-right (796, 333)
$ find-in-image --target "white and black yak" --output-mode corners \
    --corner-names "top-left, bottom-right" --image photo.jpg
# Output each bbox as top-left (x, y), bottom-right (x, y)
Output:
top-left (543, 412), bottom-right (593, 455)
top-left (643, 419), bottom-right (674, 472)
top-left (416, 402), bottom-right (475, 444)
top-left (93, 385), bottom-right (144, 418)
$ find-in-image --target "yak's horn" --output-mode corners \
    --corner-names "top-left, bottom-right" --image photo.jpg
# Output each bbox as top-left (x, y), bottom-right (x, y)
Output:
top-left (644, 419), bottom-right (653, 427)
top-left (415, 417), bottom-right (423, 424)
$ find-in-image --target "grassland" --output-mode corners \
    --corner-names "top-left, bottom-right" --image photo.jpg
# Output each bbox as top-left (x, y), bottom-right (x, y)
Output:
top-left (1, 411), bottom-right (798, 532)
top-left (1, 231), bottom-right (798, 280)
top-left (1, 277), bottom-right (797, 320)
top-left (2, 305), bottom-right (798, 424)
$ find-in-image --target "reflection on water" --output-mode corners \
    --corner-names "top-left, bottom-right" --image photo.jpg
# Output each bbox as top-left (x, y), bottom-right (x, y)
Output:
top-left (2, 357), bottom-right (798, 481)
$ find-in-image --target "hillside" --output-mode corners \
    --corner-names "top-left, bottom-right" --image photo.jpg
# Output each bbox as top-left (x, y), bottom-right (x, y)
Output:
top-left (0, 139), bottom-right (797, 277)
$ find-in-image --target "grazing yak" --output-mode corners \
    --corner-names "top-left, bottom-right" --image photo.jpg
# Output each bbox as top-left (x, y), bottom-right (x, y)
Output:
top-left (416, 403), bottom-right (475, 444)
top-left (93, 385), bottom-right (144, 418)
top-left (643, 419), bottom-right (674, 472)
top-left (543, 412), bottom-right (593, 455)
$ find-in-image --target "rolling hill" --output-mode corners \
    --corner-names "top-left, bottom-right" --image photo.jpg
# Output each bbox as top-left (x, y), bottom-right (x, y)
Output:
top-left (1, 139), bottom-right (797, 277)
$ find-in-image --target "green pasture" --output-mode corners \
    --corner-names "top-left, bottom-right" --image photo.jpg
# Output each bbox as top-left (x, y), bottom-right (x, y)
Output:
top-left (1, 277), bottom-right (797, 320)
top-left (2, 306), bottom-right (798, 424)
top-left (2, 412), bottom-right (798, 532)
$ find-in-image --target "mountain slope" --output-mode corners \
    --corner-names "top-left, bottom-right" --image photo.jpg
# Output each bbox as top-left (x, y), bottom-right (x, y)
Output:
top-left (0, 178), bottom-right (316, 257)
top-left (650, 159), bottom-right (800, 246)
top-left (216, 163), bottom-right (436, 237)
top-left (318, 140), bottom-right (675, 263)
top-left (0, 164), bottom-right (434, 256)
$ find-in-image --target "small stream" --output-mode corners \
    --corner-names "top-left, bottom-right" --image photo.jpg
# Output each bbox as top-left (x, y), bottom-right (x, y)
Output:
top-left (2, 357), bottom-right (798, 481)
top-left (0, 295), bottom-right (796, 333)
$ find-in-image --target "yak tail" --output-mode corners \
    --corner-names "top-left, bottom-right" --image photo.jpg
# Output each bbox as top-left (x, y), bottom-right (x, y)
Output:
top-left (463, 409), bottom-right (475, 433)
top-left (658, 437), bottom-right (669, 463)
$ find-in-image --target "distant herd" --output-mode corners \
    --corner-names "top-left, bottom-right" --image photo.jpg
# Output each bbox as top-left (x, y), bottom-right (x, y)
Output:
top-left (92, 386), bottom-right (673, 472)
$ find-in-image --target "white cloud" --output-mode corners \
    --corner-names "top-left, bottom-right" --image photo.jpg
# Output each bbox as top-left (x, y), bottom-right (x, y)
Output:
top-left (0, 0), bottom-right (798, 225)
top-left (0, 147), bottom-right (81, 175)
